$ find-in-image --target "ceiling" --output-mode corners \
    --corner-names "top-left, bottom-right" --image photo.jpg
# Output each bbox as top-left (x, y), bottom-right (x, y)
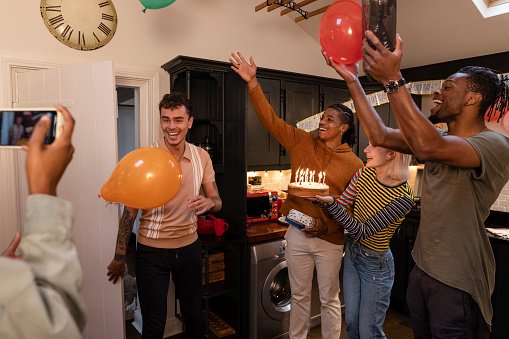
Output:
top-left (274, 0), bottom-right (509, 70)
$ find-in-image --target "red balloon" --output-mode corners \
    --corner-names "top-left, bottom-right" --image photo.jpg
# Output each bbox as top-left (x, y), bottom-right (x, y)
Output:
top-left (319, 0), bottom-right (363, 65)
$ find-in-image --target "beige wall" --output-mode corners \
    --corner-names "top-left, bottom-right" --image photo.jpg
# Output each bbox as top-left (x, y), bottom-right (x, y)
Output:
top-left (0, 0), bottom-right (337, 108)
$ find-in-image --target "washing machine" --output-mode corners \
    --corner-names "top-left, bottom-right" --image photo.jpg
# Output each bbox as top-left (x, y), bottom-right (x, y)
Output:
top-left (249, 239), bottom-right (321, 339)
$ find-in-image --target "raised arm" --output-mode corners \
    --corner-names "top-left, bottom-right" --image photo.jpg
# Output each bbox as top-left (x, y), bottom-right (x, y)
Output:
top-left (230, 52), bottom-right (259, 91)
top-left (322, 51), bottom-right (411, 154)
top-left (230, 52), bottom-right (307, 150)
top-left (362, 31), bottom-right (481, 168)
top-left (107, 206), bottom-right (138, 284)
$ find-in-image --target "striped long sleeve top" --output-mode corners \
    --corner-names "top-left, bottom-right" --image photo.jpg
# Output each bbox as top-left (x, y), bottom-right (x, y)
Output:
top-left (325, 167), bottom-right (414, 251)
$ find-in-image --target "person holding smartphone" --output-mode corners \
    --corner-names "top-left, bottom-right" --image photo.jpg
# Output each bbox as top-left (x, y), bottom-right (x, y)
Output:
top-left (0, 105), bottom-right (86, 339)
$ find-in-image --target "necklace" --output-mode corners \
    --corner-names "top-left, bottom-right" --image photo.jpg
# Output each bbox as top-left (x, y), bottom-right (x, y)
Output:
top-left (479, 126), bottom-right (488, 133)
top-left (164, 138), bottom-right (185, 162)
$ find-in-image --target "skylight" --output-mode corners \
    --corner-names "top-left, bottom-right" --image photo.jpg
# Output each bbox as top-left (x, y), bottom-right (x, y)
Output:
top-left (472, 0), bottom-right (509, 17)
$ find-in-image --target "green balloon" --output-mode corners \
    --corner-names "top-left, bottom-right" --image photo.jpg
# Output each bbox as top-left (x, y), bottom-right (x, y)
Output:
top-left (140, 0), bottom-right (177, 13)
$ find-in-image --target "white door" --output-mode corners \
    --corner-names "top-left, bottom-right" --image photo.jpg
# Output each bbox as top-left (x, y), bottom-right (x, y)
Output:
top-left (16, 61), bottom-right (124, 339)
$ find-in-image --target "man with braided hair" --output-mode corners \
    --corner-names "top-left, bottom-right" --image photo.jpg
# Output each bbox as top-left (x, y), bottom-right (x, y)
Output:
top-left (324, 30), bottom-right (509, 338)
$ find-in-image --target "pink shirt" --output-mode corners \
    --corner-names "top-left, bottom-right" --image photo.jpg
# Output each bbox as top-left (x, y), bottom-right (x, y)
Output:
top-left (137, 139), bottom-right (216, 248)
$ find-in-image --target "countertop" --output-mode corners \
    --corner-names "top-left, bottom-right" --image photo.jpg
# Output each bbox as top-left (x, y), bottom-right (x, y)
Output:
top-left (246, 219), bottom-right (289, 243)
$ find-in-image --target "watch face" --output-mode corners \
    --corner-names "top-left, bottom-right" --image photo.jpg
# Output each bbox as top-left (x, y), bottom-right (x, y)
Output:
top-left (40, 0), bottom-right (118, 51)
top-left (385, 81), bottom-right (399, 93)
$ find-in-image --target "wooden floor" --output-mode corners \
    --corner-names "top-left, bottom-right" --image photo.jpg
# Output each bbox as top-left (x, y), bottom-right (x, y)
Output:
top-left (308, 306), bottom-right (414, 339)
top-left (126, 306), bottom-right (414, 339)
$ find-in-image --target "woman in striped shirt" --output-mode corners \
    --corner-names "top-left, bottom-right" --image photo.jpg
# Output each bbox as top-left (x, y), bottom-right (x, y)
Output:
top-left (313, 142), bottom-right (414, 339)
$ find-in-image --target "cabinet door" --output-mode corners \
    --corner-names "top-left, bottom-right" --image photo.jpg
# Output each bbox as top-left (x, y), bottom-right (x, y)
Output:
top-left (357, 99), bottom-right (391, 162)
top-left (247, 78), bottom-right (281, 167)
top-left (282, 82), bottom-right (320, 165)
top-left (321, 85), bottom-right (351, 111)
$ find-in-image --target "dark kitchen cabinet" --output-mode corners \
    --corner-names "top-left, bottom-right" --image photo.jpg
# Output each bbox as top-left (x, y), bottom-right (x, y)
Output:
top-left (168, 69), bottom-right (225, 171)
top-left (280, 81), bottom-right (320, 165)
top-left (357, 100), bottom-right (392, 163)
top-left (246, 77), bottom-right (281, 167)
top-left (200, 235), bottom-right (243, 339)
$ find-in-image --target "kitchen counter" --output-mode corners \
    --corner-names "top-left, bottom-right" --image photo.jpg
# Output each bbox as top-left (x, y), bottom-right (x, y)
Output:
top-left (246, 220), bottom-right (288, 243)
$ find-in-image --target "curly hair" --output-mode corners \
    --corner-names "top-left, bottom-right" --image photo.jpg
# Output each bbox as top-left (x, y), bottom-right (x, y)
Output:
top-left (159, 92), bottom-right (193, 117)
top-left (328, 103), bottom-right (357, 148)
top-left (457, 66), bottom-right (509, 122)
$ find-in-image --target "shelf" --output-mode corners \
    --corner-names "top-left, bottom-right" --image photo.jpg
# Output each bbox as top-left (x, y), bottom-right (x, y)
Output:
top-left (199, 234), bottom-right (243, 248)
top-left (203, 279), bottom-right (239, 299)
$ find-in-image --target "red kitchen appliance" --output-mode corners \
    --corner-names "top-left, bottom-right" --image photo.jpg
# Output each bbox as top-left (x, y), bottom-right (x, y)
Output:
top-left (247, 190), bottom-right (281, 225)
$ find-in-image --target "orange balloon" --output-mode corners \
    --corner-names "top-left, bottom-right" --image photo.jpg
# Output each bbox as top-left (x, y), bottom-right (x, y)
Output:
top-left (100, 147), bottom-right (182, 210)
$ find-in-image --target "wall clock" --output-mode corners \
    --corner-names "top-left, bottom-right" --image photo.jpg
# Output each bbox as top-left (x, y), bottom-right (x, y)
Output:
top-left (40, 0), bottom-right (118, 51)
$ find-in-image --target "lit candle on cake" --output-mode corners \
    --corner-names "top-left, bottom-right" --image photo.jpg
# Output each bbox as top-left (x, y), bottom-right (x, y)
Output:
top-left (318, 171), bottom-right (322, 183)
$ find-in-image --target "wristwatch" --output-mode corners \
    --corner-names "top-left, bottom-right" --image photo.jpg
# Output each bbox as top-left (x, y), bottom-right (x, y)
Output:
top-left (383, 78), bottom-right (406, 94)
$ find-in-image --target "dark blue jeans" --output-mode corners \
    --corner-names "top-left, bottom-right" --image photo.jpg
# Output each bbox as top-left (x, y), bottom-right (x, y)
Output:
top-left (343, 236), bottom-right (394, 339)
top-left (136, 239), bottom-right (204, 339)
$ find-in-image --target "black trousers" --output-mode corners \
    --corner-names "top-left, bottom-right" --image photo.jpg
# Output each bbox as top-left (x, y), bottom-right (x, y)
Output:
top-left (136, 239), bottom-right (204, 339)
top-left (406, 265), bottom-right (490, 339)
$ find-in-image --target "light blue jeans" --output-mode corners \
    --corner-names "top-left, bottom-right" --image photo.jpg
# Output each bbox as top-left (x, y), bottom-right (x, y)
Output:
top-left (343, 235), bottom-right (395, 339)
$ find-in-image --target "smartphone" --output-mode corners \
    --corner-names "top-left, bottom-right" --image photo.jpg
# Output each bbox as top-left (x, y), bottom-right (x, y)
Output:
top-left (0, 108), bottom-right (63, 146)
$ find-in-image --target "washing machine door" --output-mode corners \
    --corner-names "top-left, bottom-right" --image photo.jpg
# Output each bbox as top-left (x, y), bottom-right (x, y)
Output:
top-left (262, 260), bottom-right (291, 320)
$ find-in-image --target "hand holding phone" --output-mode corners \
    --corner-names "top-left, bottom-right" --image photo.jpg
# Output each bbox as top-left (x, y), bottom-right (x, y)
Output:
top-left (25, 104), bottom-right (75, 196)
top-left (0, 108), bottom-right (63, 146)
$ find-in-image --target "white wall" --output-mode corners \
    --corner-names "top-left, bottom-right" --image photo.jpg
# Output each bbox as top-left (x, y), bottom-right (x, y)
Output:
top-left (0, 0), bottom-right (335, 108)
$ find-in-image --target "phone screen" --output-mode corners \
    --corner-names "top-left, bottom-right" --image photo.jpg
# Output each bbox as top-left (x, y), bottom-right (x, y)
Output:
top-left (0, 109), bottom-right (58, 146)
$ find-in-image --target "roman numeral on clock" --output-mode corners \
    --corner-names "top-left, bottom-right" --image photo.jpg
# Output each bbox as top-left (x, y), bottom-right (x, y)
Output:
top-left (61, 25), bottom-right (73, 40)
top-left (98, 1), bottom-right (110, 7)
top-left (98, 22), bottom-right (111, 36)
top-left (93, 32), bottom-right (101, 43)
top-left (45, 5), bottom-right (61, 12)
top-left (78, 31), bottom-right (86, 45)
top-left (102, 13), bottom-right (114, 21)
top-left (49, 14), bottom-right (64, 27)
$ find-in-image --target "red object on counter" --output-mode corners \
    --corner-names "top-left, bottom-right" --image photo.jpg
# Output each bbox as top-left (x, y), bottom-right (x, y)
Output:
top-left (247, 189), bottom-right (279, 224)
top-left (197, 214), bottom-right (227, 235)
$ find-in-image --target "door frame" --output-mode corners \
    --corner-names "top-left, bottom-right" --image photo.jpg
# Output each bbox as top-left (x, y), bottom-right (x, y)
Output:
top-left (2, 55), bottom-right (159, 146)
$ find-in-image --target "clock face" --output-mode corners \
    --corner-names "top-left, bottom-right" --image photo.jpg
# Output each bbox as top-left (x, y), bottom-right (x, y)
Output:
top-left (40, 0), bottom-right (118, 51)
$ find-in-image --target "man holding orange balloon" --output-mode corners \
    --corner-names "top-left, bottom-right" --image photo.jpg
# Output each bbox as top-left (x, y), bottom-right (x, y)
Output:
top-left (106, 92), bottom-right (222, 339)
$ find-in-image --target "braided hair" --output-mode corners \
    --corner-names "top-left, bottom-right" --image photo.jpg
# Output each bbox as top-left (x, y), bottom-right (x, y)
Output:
top-left (328, 103), bottom-right (357, 147)
top-left (457, 66), bottom-right (509, 122)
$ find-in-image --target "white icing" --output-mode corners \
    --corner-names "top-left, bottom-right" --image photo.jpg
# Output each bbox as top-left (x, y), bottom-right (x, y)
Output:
top-left (289, 182), bottom-right (329, 189)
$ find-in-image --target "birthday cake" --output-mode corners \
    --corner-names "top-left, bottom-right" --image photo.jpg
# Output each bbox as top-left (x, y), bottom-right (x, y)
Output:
top-left (288, 182), bottom-right (329, 197)
top-left (288, 169), bottom-right (329, 197)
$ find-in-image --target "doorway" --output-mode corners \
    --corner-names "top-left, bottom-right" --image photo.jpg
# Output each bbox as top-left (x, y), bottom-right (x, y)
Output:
top-left (116, 85), bottom-right (142, 326)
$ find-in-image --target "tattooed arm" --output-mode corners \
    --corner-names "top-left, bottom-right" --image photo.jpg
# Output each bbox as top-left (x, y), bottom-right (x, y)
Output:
top-left (106, 206), bottom-right (138, 284)
top-left (188, 181), bottom-right (222, 216)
